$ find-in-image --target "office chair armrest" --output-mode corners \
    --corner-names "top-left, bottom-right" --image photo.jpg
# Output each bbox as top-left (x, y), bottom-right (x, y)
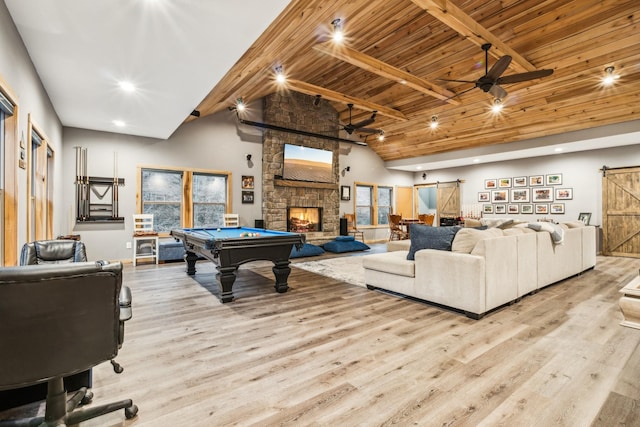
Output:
top-left (119, 286), bottom-right (132, 322)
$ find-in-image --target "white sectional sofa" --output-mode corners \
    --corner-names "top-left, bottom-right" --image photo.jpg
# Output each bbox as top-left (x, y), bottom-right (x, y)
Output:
top-left (363, 221), bottom-right (596, 319)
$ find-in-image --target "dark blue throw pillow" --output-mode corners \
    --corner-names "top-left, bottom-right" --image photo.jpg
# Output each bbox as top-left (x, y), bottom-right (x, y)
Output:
top-left (335, 235), bottom-right (355, 242)
top-left (323, 239), bottom-right (370, 253)
top-left (407, 224), bottom-right (462, 260)
top-left (290, 243), bottom-right (325, 258)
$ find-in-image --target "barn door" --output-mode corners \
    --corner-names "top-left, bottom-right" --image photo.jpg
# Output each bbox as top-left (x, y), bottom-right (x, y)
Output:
top-left (602, 166), bottom-right (640, 258)
top-left (437, 181), bottom-right (460, 223)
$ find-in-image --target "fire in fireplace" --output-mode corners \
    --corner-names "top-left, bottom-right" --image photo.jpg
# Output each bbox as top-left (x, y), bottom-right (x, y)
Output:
top-left (287, 207), bottom-right (322, 233)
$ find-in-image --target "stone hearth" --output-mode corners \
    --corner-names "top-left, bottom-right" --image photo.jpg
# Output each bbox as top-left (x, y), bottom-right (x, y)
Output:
top-left (261, 92), bottom-right (340, 241)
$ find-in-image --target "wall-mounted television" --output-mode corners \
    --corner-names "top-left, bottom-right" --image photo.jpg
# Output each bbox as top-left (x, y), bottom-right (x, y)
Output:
top-left (282, 144), bottom-right (333, 183)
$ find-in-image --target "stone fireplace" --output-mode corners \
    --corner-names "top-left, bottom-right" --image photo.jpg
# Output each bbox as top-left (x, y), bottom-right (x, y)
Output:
top-left (287, 207), bottom-right (322, 233)
top-left (261, 91), bottom-right (340, 242)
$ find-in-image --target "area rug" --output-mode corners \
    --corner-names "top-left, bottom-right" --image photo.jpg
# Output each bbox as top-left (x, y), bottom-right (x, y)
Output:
top-left (293, 256), bottom-right (365, 287)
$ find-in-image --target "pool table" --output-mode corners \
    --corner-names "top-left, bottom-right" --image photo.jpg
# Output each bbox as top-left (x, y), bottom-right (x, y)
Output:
top-left (170, 227), bottom-right (305, 303)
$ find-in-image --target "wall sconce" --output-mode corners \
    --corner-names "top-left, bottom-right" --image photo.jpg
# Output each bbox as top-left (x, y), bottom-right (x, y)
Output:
top-left (331, 18), bottom-right (344, 43)
top-left (422, 173), bottom-right (427, 180)
top-left (190, 109), bottom-right (200, 117)
top-left (342, 166), bottom-right (350, 173)
top-left (313, 94), bottom-right (321, 107)
top-left (246, 153), bottom-right (254, 168)
top-left (602, 66), bottom-right (620, 86)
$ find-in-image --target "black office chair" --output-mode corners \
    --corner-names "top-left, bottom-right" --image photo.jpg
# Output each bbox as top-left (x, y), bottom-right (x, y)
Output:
top-left (0, 261), bottom-right (138, 426)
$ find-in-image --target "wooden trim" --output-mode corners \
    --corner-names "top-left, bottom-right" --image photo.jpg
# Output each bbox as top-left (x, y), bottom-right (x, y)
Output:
top-left (0, 76), bottom-right (19, 265)
top-left (274, 179), bottom-right (337, 190)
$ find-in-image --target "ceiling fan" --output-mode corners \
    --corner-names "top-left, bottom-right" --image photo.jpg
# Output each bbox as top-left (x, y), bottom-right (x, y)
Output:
top-left (440, 43), bottom-right (554, 100)
top-left (340, 103), bottom-right (381, 135)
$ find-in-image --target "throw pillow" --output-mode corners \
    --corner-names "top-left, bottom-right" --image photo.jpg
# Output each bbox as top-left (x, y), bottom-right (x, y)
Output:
top-left (451, 227), bottom-right (503, 254)
top-left (464, 219), bottom-right (482, 228)
top-left (323, 240), bottom-right (370, 253)
top-left (290, 243), bottom-right (325, 258)
top-left (407, 225), bottom-right (462, 260)
top-left (335, 235), bottom-right (355, 242)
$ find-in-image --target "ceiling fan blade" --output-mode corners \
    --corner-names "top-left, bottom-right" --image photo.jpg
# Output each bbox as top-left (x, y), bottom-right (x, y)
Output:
top-left (485, 55), bottom-right (512, 81)
top-left (489, 84), bottom-right (507, 99)
top-left (497, 68), bottom-right (554, 85)
top-left (350, 117), bottom-right (375, 129)
top-left (437, 78), bottom-right (477, 84)
top-left (357, 127), bottom-right (381, 134)
top-left (441, 85), bottom-right (476, 102)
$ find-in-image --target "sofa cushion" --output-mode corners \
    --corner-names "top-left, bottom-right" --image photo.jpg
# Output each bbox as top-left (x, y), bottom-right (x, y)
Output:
top-left (464, 219), bottom-right (482, 228)
top-left (563, 220), bottom-right (586, 229)
top-left (290, 243), bottom-right (325, 258)
top-left (387, 240), bottom-right (411, 252)
top-left (363, 251), bottom-right (415, 277)
top-left (452, 227), bottom-right (504, 254)
top-left (323, 239), bottom-right (370, 253)
top-left (335, 235), bottom-right (355, 242)
top-left (407, 225), bottom-right (462, 260)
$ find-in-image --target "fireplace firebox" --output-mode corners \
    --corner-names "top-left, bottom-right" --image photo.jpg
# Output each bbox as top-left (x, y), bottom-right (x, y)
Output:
top-left (287, 207), bottom-right (322, 233)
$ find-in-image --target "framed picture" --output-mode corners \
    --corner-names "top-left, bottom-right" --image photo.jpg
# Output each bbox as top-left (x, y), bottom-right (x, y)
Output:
top-left (555, 188), bottom-right (573, 200)
top-left (242, 190), bottom-right (254, 204)
top-left (532, 187), bottom-right (553, 202)
top-left (484, 179), bottom-right (497, 189)
top-left (498, 178), bottom-right (512, 188)
top-left (513, 176), bottom-right (527, 187)
top-left (495, 204), bottom-right (506, 214)
top-left (521, 204), bottom-right (534, 214)
top-left (241, 175), bottom-right (254, 189)
top-left (550, 203), bottom-right (565, 214)
top-left (535, 204), bottom-right (549, 214)
top-left (510, 188), bottom-right (530, 203)
top-left (529, 175), bottom-right (544, 186)
top-left (491, 190), bottom-right (509, 203)
top-left (340, 185), bottom-right (351, 201)
top-left (578, 212), bottom-right (592, 225)
top-left (546, 173), bottom-right (563, 185)
top-left (483, 204), bottom-right (494, 214)
top-left (478, 191), bottom-right (490, 202)
top-left (508, 204), bottom-right (519, 214)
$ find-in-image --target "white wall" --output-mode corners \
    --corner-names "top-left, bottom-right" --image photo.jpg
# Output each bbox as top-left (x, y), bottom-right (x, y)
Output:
top-left (417, 143), bottom-right (640, 226)
top-left (0, 1), bottom-right (62, 251)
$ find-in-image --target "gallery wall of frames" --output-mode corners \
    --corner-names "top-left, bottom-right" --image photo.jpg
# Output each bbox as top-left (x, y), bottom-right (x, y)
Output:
top-left (478, 173), bottom-right (572, 216)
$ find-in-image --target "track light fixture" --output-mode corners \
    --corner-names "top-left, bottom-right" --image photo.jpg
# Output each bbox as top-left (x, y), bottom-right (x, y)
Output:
top-left (491, 98), bottom-right (503, 113)
top-left (430, 115), bottom-right (439, 129)
top-left (331, 18), bottom-right (344, 43)
top-left (275, 65), bottom-right (286, 84)
top-left (602, 66), bottom-right (619, 86)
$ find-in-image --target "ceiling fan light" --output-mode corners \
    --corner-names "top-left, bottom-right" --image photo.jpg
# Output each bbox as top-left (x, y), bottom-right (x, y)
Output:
top-left (377, 130), bottom-right (385, 142)
top-left (331, 18), bottom-right (344, 43)
top-left (491, 98), bottom-right (503, 113)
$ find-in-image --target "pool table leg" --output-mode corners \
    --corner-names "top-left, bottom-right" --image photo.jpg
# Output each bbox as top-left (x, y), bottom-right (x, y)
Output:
top-left (217, 266), bottom-right (237, 303)
top-left (272, 259), bottom-right (291, 293)
top-left (184, 251), bottom-right (199, 275)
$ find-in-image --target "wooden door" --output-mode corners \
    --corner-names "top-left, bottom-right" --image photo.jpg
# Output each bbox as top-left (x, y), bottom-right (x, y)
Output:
top-left (602, 166), bottom-right (640, 258)
top-left (396, 186), bottom-right (413, 217)
top-left (437, 182), bottom-right (460, 221)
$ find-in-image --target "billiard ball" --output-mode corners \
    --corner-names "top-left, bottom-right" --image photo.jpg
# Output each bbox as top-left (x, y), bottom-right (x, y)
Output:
top-left (217, 228), bottom-right (221, 232)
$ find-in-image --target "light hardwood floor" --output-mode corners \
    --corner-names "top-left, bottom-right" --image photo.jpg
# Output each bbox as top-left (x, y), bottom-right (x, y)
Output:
top-left (2, 250), bottom-right (640, 426)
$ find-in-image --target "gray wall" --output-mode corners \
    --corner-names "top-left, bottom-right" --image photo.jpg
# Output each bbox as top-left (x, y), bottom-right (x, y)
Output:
top-left (417, 143), bottom-right (640, 226)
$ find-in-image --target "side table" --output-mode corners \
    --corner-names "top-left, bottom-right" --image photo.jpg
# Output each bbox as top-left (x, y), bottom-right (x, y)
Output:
top-left (619, 271), bottom-right (640, 329)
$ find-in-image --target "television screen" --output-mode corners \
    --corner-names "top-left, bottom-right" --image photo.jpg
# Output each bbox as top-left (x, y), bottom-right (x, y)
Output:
top-left (282, 144), bottom-right (333, 183)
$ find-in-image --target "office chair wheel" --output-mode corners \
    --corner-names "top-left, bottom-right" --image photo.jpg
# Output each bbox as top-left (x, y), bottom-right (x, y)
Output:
top-left (81, 390), bottom-right (94, 405)
top-left (125, 404), bottom-right (139, 419)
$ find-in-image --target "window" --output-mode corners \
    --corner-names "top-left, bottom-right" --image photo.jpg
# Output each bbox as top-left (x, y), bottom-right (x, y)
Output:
top-left (377, 186), bottom-right (393, 225)
top-left (139, 167), bottom-right (231, 233)
top-left (355, 182), bottom-right (394, 226)
top-left (355, 184), bottom-right (373, 225)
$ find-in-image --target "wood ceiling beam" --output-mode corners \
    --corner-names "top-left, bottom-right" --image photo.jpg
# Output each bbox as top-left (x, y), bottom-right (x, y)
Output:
top-left (313, 42), bottom-right (460, 105)
top-left (286, 79), bottom-right (409, 122)
top-left (411, 0), bottom-right (537, 73)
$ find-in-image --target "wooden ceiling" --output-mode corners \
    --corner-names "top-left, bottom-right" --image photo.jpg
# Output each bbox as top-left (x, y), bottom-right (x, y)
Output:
top-left (192, 0), bottom-right (640, 162)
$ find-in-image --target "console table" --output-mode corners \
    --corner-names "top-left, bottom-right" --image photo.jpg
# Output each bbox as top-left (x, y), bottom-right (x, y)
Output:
top-left (619, 271), bottom-right (640, 329)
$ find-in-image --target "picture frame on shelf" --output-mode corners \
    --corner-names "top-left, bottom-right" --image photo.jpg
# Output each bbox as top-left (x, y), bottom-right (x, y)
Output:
top-left (495, 204), bottom-right (506, 214)
top-left (508, 204), bottom-right (519, 214)
top-left (478, 191), bottom-right (490, 202)
top-left (578, 212), bottom-right (592, 225)
top-left (513, 176), bottom-right (527, 187)
top-left (510, 188), bottom-right (530, 203)
top-left (532, 187), bottom-right (553, 202)
top-left (483, 204), bottom-right (494, 214)
top-left (546, 173), bottom-right (563, 185)
top-left (491, 190), bottom-right (509, 203)
top-left (242, 191), bottom-right (254, 204)
top-left (529, 175), bottom-right (544, 186)
top-left (498, 178), bottom-right (512, 188)
top-left (340, 185), bottom-right (351, 201)
top-left (484, 179), bottom-right (497, 189)
top-left (550, 203), bottom-right (565, 214)
top-left (535, 204), bottom-right (549, 214)
top-left (555, 188), bottom-right (573, 200)
top-left (521, 204), bottom-right (534, 214)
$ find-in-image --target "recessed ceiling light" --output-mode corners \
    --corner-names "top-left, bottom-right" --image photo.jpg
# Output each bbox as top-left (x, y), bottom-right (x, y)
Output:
top-left (331, 18), bottom-right (344, 43)
top-left (554, 147), bottom-right (563, 152)
top-left (118, 81), bottom-right (136, 92)
top-left (602, 66), bottom-right (620, 86)
top-left (112, 120), bottom-right (126, 127)
top-left (416, 166), bottom-right (422, 170)
top-left (473, 158), bottom-right (480, 163)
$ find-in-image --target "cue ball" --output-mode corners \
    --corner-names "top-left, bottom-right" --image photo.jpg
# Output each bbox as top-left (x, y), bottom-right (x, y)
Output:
top-left (217, 228), bottom-right (221, 232)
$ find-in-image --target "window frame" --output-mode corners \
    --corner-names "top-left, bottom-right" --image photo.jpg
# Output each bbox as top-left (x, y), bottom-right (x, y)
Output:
top-left (354, 181), bottom-right (394, 226)
top-left (137, 165), bottom-right (232, 236)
